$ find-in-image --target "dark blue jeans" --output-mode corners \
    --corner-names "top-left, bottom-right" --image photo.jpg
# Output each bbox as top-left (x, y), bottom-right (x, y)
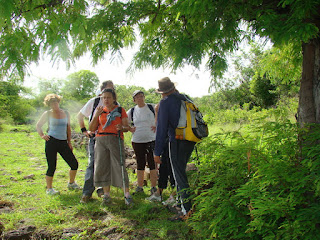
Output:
top-left (82, 137), bottom-right (95, 196)
top-left (169, 139), bottom-right (195, 214)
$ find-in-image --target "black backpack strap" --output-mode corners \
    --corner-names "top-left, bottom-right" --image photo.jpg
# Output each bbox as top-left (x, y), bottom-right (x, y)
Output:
top-left (118, 106), bottom-right (122, 117)
top-left (147, 104), bottom-right (155, 116)
top-left (179, 93), bottom-right (192, 102)
top-left (130, 107), bottom-right (135, 126)
top-left (89, 97), bottom-right (100, 122)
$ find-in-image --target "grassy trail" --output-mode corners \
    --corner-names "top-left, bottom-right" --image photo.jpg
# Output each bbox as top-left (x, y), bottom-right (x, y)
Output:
top-left (0, 127), bottom-right (195, 239)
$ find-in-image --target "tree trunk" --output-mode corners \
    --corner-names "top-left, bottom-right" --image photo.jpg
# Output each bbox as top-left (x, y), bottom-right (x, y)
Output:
top-left (298, 38), bottom-right (320, 126)
top-left (298, 38), bottom-right (320, 159)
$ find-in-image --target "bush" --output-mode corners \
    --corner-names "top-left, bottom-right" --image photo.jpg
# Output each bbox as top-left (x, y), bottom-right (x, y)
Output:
top-left (204, 96), bottom-right (298, 126)
top-left (0, 81), bottom-right (36, 124)
top-left (190, 121), bottom-right (320, 239)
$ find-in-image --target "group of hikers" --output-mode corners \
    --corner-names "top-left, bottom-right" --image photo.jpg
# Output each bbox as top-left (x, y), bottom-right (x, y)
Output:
top-left (36, 77), bottom-right (196, 221)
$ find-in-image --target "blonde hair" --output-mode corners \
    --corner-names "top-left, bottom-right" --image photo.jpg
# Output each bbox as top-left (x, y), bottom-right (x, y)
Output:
top-left (43, 94), bottom-right (61, 106)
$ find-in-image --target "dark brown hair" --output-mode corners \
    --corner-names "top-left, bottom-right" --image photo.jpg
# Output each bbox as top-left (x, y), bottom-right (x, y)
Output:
top-left (101, 88), bottom-right (117, 102)
top-left (100, 80), bottom-right (114, 91)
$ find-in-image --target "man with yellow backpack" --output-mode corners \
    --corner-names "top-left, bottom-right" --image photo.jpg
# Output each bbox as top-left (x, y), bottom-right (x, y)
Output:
top-left (154, 77), bottom-right (208, 221)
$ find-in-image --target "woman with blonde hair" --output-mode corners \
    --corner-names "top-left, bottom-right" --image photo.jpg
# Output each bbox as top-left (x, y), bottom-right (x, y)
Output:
top-left (36, 94), bottom-right (80, 195)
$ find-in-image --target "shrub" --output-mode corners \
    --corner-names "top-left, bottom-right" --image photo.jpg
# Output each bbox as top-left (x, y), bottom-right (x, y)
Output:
top-left (0, 81), bottom-right (36, 124)
top-left (190, 121), bottom-right (320, 239)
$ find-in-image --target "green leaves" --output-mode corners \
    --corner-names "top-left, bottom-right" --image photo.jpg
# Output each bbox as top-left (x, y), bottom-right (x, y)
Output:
top-left (189, 120), bottom-right (320, 239)
top-left (0, 0), bottom-right (14, 29)
top-left (0, 80), bottom-right (35, 123)
top-left (62, 70), bottom-right (100, 101)
top-left (0, 0), bottom-right (319, 92)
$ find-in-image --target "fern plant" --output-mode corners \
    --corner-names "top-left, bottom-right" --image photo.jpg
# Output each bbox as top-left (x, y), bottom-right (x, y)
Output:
top-left (189, 121), bottom-right (320, 239)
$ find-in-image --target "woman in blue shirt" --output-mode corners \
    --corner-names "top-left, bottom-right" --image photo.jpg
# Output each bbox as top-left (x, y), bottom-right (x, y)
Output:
top-left (36, 94), bottom-right (79, 195)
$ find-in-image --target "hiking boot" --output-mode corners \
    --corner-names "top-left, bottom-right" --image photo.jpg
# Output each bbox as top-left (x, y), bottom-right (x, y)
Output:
top-left (150, 187), bottom-right (157, 195)
top-left (46, 188), bottom-right (60, 195)
top-left (166, 205), bottom-right (182, 214)
top-left (101, 195), bottom-right (111, 206)
top-left (68, 182), bottom-right (81, 190)
top-left (168, 212), bottom-right (184, 222)
top-left (125, 196), bottom-right (133, 205)
top-left (96, 188), bottom-right (104, 198)
top-left (146, 193), bottom-right (162, 202)
top-left (168, 210), bottom-right (192, 222)
top-left (133, 186), bottom-right (144, 195)
top-left (80, 195), bottom-right (91, 204)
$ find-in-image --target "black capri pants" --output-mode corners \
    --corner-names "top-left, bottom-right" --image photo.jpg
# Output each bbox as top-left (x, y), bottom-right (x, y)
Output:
top-left (132, 141), bottom-right (156, 170)
top-left (45, 137), bottom-right (78, 177)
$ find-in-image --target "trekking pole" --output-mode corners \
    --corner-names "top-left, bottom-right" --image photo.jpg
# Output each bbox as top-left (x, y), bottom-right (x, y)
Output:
top-left (118, 130), bottom-right (128, 205)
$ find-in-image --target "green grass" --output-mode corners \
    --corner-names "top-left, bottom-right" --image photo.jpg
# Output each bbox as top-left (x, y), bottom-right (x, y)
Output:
top-left (208, 122), bottom-right (243, 135)
top-left (0, 126), bottom-right (196, 239)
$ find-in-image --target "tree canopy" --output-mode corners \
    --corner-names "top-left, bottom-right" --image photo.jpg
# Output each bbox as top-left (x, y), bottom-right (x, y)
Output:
top-left (62, 70), bottom-right (99, 100)
top-left (1, 0), bottom-right (320, 129)
top-left (0, 0), bottom-right (318, 80)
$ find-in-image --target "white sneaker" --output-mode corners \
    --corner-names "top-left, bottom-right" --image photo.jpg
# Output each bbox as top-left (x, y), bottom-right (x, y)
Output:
top-left (46, 188), bottom-right (60, 195)
top-left (125, 196), bottom-right (133, 205)
top-left (68, 182), bottom-right (81, 190)
top-left (162, 195), bottom-right (176, 206)
top-left (146, 193), bottom-right (162, 202)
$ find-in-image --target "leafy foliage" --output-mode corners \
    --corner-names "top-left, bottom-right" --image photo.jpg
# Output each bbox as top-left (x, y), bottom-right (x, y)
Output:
top-left (190, 119), bottom-right (320, 239)
top-left (0, 0), bottom-right (317, 82)
top-left (0, 81), bottom-right (35, 124)
top-left (115, 85), bottom-right (161, 111)
top-left (250, 74), bottom-right (277, 108)
top-left (61, 70), bottom-right (100, 101)
top-left (258, 43), bottom-right (302, 97)
top-left (194, 43), bottom-right (299, 120)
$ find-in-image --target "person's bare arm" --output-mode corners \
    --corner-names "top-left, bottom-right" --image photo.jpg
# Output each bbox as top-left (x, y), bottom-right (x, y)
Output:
top-left (88, 106), bottom-right (103, 132)
top-left (36, 111), bottom-right (50, 141)
top-left (77, 112), bottom-right (93, 137)
top-left (66, 113), bottom-right (73, 151)
top-left (154, 155), bottom-right (161, 164)
top-left (117, 117), bottom-right (130, 132)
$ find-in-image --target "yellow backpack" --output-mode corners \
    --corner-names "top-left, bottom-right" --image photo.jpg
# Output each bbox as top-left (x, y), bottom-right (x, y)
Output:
top-left (175, 94), bottom-right (208, 142)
